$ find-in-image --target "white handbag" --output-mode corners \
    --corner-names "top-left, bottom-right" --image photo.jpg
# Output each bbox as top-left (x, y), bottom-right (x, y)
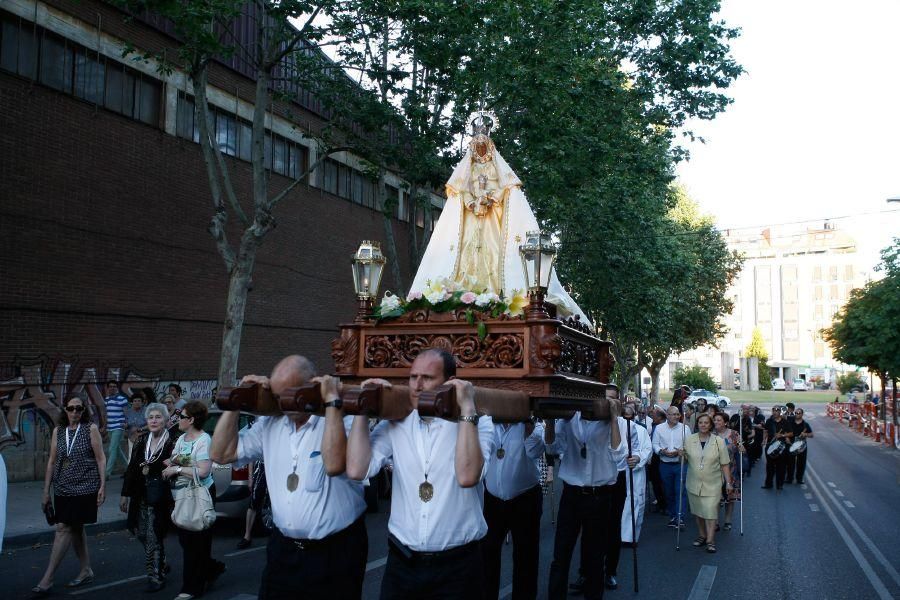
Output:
top-left (170, 462), bottom-right (216, 532)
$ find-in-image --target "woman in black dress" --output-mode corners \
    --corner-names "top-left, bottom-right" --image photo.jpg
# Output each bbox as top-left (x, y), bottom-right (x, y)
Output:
top-left (121, 402), bottom-right (177, 592)
top-left (33, 393), bottom-right (106, 597)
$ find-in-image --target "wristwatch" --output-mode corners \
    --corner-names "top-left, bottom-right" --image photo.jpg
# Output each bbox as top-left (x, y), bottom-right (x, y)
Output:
top-left (324, 397), bottom-right (343, 409)
top-left (458, 414), bottom-right (479, 425)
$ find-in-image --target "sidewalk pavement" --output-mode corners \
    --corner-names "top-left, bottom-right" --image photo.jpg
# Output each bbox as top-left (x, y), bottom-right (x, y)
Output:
top-left (2, 478), bottom-right (127, 550)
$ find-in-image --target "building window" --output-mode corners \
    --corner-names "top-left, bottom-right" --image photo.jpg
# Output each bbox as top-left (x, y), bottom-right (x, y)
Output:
top-left (813, 266), bottom-right (822, 281)
top-left (829, 266), bottom-right (838, 281)
top-left (844, 265), bottom-right (854, 281)
top-left (0, 12), bottom-right (161, 126)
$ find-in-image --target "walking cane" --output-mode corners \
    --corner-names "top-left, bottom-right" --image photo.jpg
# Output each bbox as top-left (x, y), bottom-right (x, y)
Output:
top-left (675, 417), bottom-right (686, 551)
top-left (739, 415), bottom-right (744, 537)
top-left (626, 418), bottom-right (639, 593)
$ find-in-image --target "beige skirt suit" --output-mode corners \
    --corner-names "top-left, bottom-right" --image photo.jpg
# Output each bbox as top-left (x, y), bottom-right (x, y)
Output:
top-left (684, 433), bottom-right (730, 519)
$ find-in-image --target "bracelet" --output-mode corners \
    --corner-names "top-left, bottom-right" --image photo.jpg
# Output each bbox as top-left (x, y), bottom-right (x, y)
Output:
top-left (458, 414), bottom-right (479, 425)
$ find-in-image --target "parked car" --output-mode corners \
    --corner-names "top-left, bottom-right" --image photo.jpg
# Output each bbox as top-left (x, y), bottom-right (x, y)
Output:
top-left (792, 378), bottom-right (808, 391)
top-left (772, 378), bottom-right (786, 391)
top-left (687, 388), bottom-right (731, 408)
top-left (201, 408), bottom-right (255, 519)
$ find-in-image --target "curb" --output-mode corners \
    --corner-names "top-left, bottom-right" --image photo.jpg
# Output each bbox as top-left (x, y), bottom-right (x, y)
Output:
top-left (2, 519), bottom-right (129, 551)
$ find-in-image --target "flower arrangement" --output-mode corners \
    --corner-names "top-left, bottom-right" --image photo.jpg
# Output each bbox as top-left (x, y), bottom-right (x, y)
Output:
top-left (373, 277), bottom-right (529, 339)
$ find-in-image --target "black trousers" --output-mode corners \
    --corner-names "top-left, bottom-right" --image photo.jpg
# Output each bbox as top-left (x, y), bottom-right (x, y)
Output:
top-left (647, 454), bottom-right (666, 511)
top-left (177, 484), bottom-right (221, 596)
top-left (785, 452), bottom-right (796, 482)
top-left (483, 485), bottom-right (542, 600)
top-left (380, 538), bottom-right (483, 600)
top-left (604, 471), bottom-right (627, 577)
top-left (794, 450), bottom-right (808, 483)
top-left (548, 483), bottom-right (613, 600)
top-left (765, 452), bottom-right (787, 488)
top-left (259, 516), bottom-right (368, 600)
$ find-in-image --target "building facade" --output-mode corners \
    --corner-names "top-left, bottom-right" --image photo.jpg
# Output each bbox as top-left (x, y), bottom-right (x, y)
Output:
top-left (658, 222), bottom-right (867, 392)
top-left (0, 0), bottom-right (439, 479)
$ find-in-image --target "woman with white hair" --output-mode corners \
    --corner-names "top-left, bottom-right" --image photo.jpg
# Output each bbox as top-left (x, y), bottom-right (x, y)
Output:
top-left (120, 402), bottom-right (177, 592)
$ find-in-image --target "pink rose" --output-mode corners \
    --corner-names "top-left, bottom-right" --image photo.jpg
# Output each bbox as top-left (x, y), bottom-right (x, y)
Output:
top-left (406, 291), bottom-right (423, 301)
top-left (460, 291), bottom-right (477, 304)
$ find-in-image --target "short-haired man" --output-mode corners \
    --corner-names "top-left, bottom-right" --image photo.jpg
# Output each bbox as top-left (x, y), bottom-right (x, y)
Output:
top-left (210, 356), bottom-right (369, 599)
top-left (762, 406), bottom-right (793, 490)
top-left (168, 383), bottom-right (185, 410)
top-left (651, 406), bottom-right (691, 529)
top-left (103, 381), bottom-right (130, 478)
top-left (343, 348), bottom-right (494, 599)
top-left (545, 389), bottom-right (623, 600)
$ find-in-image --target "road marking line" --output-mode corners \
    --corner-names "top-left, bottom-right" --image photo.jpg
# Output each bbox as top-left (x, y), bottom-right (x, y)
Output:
top-left (804, 493), bottom-right (813, 500)
top-left (499, 583), bottom-right (513, 598)
top-left (687, 565), bottom-right (717, 600)
top-left (844, 500), bottom-right (856, 509)
top-left (809, 466), bottom-right (900, 588)
top-left (69, 575), bottom-right (146, 595)
top-left (807, 475), bottom-right (894, 599)
top-left (827, 481), bottom-right (837, 488)
top-left (809, 504), bottom-right (819, 512)
top-left (835, 490), bottom-right (845, 497)
top-left (366, 557), bottom-right (387, 572)
top-left (225, 545), bottom-right (266, 557)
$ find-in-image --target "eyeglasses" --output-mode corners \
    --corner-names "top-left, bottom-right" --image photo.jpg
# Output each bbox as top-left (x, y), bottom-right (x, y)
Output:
top-left (65, 405), bottom-right (85, 413)
top-left (179, 414), bottom-right (192, 420)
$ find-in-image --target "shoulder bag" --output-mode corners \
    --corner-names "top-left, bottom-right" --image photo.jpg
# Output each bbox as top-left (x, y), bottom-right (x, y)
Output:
top-left (170, 455), bottom-right (216, 532)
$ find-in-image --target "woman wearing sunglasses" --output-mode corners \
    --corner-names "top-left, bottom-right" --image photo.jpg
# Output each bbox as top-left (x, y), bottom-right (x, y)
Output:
top-left (32, 393), bottom-right (106, 597)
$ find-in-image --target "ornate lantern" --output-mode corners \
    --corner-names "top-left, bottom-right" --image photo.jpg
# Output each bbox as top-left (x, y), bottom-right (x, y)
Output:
top-left (351, 240), bottom-right (385, 321)
top-left (519, 230), bottom-right (558, 318)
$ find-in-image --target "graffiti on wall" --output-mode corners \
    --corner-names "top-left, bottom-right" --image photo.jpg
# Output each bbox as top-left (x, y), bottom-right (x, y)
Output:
top-left (0, 355), bottom-right (216, 451)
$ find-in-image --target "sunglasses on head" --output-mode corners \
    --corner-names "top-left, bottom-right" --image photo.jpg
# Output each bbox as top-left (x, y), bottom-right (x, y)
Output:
top-left (65, 405), bottom-right (85, 412)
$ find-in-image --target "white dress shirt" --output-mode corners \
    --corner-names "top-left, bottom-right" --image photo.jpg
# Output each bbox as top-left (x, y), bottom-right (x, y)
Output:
top-left (236, 415), bottom-right (365, 540)
top-left (364, 411), bottom-right (495, 551)
top-left (546, 412), bottom-right (626, 487)
top-left (484, 422), bottom-right (545, 500)
top-left (652, 421), bottom-right (692, 463)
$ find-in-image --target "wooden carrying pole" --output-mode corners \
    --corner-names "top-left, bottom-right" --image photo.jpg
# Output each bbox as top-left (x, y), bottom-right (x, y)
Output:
top-left (216, 382), bottom-right (613, 422)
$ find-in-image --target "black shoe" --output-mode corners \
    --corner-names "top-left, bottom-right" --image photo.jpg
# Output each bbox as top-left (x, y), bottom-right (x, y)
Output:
top-left (667, 518), bottom-right (677, 528)
top-left (146, 579), bottom-right (165, 593)
top-left (785, 479), bottom-right (793, 484)
top-left (236, 537), bottom-right (251, 549)
top-left (797, 479), bottom-right (804, 484)
top-left (606, 576), bottom-right (618, 590)
top-left (207, 560), bottom-right (226, 584)
top-left (761, 485), bottom-right (773, 489)
top-left (569, 575), bottom-right (585, 593)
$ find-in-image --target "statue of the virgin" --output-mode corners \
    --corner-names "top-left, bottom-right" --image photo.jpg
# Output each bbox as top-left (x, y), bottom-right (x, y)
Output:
top-left (410, 111), bottom-right (588, 321)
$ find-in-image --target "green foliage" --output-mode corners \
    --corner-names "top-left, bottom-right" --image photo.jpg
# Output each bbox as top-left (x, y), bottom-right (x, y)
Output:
top-left (745, 328), bottom-right (769, 360)
top-left (836, 372), bottom-right (866, 395)
top-left (673, 365), bottom-right (717, 391)
top-left (758, 358), bottom-right (772, 391)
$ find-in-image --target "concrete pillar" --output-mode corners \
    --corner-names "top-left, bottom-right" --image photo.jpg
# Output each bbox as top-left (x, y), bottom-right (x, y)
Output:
top-left (721, 352), bottom-right (735, 390)
top-left (749, 357), bottom-right (760, 391)
top-left (740, 358), bottom-right (749, 391)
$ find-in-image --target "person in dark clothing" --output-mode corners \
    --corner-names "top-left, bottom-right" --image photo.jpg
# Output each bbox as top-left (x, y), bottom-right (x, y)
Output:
top-left (787, 409), bottom-right (814, 484)
top-left (121, 402), bottom-right (177, 592)
top-left (762, 407), bottom-right (793, 490)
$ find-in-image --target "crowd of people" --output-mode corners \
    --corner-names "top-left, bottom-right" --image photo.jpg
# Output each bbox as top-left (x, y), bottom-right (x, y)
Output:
top-left (29, 362), bottom-right (814, 600)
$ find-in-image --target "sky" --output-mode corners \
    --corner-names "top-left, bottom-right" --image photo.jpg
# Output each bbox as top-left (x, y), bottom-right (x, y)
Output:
top-left (675, 0), bottom-right (900, 274)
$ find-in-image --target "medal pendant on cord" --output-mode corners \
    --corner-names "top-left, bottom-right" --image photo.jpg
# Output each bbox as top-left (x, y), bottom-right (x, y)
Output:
top-left (419, 477), bottom-right (434, 502)
top-left (61, 458), bottom-right (69, 470)
top-left (142, 464), bottom-right (150, 476)
top-left (497, 447), bottom-right (505, 459)
top-left (286, 468), bottom-right (299, 492)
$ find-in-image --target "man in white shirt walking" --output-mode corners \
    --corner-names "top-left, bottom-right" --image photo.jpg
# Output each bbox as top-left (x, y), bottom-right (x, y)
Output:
top-left (652, 406), bottom-right (692, 529)
top-left (344, 348), bottom-right (494, 600)
top-left (546, 393), bottom-right (624, 600)
top-left (482, 419), bottom-right (545, 600)
top-left (210, 356), bottom-right (368, 600)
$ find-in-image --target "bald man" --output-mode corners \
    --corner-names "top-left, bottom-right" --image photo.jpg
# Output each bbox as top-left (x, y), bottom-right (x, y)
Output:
top-left (210, 356), bottom-right (368, 600)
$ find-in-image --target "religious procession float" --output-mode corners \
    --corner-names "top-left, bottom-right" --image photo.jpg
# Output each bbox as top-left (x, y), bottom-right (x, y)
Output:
top-left (219, 111), bottom-right (617, 422)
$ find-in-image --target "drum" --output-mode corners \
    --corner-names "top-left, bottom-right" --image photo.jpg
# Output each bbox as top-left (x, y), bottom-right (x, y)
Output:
top-left (789, 440), bottom-right (807, 455)
top-left (766, 440), bottom-right (786, 457)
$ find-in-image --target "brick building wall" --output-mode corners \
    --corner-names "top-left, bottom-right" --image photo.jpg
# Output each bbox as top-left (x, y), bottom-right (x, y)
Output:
top-left (0, 0), bottom-right (424, 478)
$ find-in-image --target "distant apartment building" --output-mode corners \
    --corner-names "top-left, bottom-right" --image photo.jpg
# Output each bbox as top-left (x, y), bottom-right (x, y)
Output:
top-left (658, 222), bottom-right (868, 391)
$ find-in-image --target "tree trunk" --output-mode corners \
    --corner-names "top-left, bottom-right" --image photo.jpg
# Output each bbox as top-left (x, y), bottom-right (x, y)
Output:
top-left (378, 174), bottom-right (404, 293)
top-left (217, 241), bottom-right (258, 386)
top-left (648, 359), bottom-right (666, 404)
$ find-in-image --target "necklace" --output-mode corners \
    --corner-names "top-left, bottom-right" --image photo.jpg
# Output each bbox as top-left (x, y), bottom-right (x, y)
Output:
top-left (142, 430), bottom-right (169, 475)
top-left (414, 415), bottom-right (438, 502)
top-left (497, 424), bottom-right (511, 459)
top-left (62, 424), bottom-right (81, 469)
top-left (573, 415), bottom-right (588, 459)
top-left (286, 419), bottom-right (314, 492)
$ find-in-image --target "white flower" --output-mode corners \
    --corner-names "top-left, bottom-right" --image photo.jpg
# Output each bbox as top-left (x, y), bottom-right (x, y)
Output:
top-left (474, 292), bottom-right (499, 307)
top-left (425, 289), bottom-right (446, 305)
top-left (380, 293), bottom-right (401, 312)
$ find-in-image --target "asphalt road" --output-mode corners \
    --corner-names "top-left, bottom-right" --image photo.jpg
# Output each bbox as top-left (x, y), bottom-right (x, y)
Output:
top-left (2, 403), bottom-right (898, 599)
